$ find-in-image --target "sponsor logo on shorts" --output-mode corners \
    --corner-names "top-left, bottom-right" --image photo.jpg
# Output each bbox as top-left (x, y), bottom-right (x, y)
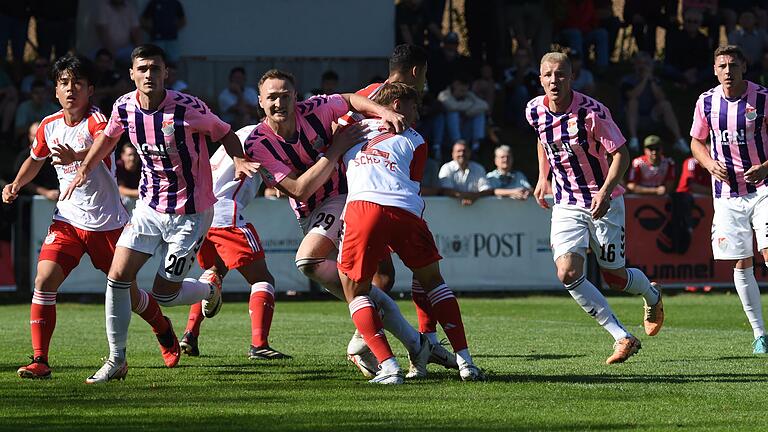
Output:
top-left (717, 237), bottom-right (728, 250)
top-left (44, 232), bottom-right (56, 245)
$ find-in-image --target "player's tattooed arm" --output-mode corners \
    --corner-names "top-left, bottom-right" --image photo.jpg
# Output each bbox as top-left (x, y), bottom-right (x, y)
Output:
top-left (691, 136), bottom-right (728, 183)
top-left (342, 93), bottom-right (406, 133)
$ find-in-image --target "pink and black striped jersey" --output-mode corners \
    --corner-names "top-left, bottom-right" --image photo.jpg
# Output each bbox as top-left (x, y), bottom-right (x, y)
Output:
top-left (690, 81), bottom-right (768, 198)
top-left (526, 91), bottom-right (626, 209)
top-left (104, 90), bottom-right (231, 215)
top-left (243, 94), bottom-right (349, 219)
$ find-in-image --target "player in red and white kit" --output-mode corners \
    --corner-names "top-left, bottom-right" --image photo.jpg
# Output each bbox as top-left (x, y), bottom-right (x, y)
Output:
top-left (339, 45), bottom-right (458, 378)
top-left (338, 82), bottom-right (484, 384)
top-left (179, 125), bottom-right (290, 360)
top-left (2, 54), bottom-right (174, 379)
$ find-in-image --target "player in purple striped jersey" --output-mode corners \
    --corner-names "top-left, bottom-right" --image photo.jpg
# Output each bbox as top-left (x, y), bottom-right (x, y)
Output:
top-left (63, 44), bottom-right (260, 383)
top-left (690, 45), bottom-right (768, 354)
top-left (528, 52), bottom-right (664, 364)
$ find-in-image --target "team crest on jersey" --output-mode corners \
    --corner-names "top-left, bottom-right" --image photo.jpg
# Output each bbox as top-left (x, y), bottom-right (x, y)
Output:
top-left (44, 232), bottom-right (56, 245)
top-left (746, 107), bottom-right (758, 121)
top-left (567, 118), bottom-right (579, 135)
top-left (161, 120), bottom-right (175, 136)
top-left (76, 130), bottom-right (91, 147)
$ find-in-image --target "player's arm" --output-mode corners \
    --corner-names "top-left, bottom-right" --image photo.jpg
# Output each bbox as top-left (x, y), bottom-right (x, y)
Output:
top-left (2, 156), bottom-right (47, 203)
top-left (273, 122), bottom-right (369, 202)
top-left (494, 187), bottom-right (530, 200)
top-left (592, 144), bottom-right (630, 219)
top-left (691, 136), bottom-right (728, 183)
top-left (61, 132), bottom-right (121, 200)
top-left (341, 93), bottom-right (405, 133)
top-left (220, 129), bottom-right (260, 179)
top-left (533, 140), bottom-right (551, 209)
top-left (626, 181), bottom-right (665, 195)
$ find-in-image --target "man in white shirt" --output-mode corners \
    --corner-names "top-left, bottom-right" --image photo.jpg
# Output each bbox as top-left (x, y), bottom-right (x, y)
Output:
top-left (438, 140), bottom-right (493, 205)
top-left (218, 67), bottom-right (260, 129)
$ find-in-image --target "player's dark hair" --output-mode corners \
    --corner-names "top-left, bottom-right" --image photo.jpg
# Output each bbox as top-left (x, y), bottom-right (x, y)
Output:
top-left (714, 45), bottom-right (747, 64)
top-left (371, 82), bottom-right (419, 106)
top-left (258, 69), bottom-right (296, 89)
top-left (51, 54), bottom-right (97, 86)
top-left (229, 66), bottom-right (246, 79)
top-left (389, 44), bottom-right (428, 74)
top-left (130, 44), bottom-right (167, 66)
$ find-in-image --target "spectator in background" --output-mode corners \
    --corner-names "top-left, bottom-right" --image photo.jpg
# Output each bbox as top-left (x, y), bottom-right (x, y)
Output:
top-left (116, 142), bottom-right (140, 200)
top-left (620, 52), bottom-right (690, 154)
top-left (14, 80), bottom-right (58, 141)
top-left (0, 3), bottom-right (31, 65)
top-left (595, 0), bottom-right (622, 59)
top-left (571, 50), bottom-right (595, 95)
top-left (504, 0), bottom-right (553, 63)
top-left (623, 0), bottom-right (676, 55)
top-left (0, 64), bottom-right (18, 139)
top-left (676, 155), bottom-right (711, 195)
top-left (141, 0), bottom-right (186, 63)
top-left (165, 62), bottom-right (188, 93)
top-left (94, 0), bottom-right (142, 65)
top-left (626, 135), bottom-right (676, 196)
top-left (427, 32), bottom-right (472, 98)
top-left (12, 121), bottom-right (58, 200)
top-left (663, 8), bottom-right (713, 88)
top-left (754, 49), bottom-right (768, 85)
top-left (395, 0), bottom-right (426, 47)
top-left (560, 0), bottom-right (610, 70)
top-left (465, 0), bottom-right (500, 70)
top-left (305, 70), bottom-right (339, 99)
top-left (92, 48), bottom-right (129, 114)
top-left (438, 140), bottom-right (493, 206)
top-left (485, 145), bottom-right (531, 200)
top-left (503, 47), bottom-right (540, 127)
top-left (20, 57), bottom-right (53, 98)
top-left (728, 10), bottom-right (768, 67)
top-left (422, 0), bottom-right (446, 50)
top-left (218, 67), bottom-right (260, 130)
top-left (31, 0), bottom-right (77, 61)
top-left (472, 64), bottom-right (498, 119)
top-left (419, 147), bottom-right (443, 196)
top-left (437, 77), bottom-right (489, 153)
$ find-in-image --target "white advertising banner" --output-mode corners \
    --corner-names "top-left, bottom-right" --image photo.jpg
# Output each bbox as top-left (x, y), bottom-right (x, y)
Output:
top-left (28, 196), bottom-right (563, 294)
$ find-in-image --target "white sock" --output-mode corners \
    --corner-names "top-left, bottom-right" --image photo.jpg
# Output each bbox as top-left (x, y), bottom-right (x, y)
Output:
top-left (380, 356), bottom-right (400, 372)
top-left (424, 332), bottom-right (439, 345)
top-left (624, 268), bottom-right (660, 305)
top-left (456, 348), bottom-right (473, 368)
top-left (151, 278), bottom-right (210, 307)
top-left (734, 267), bottom-right (765, 338)
top-left (566, 275), bottom-right (629, 341)
top-left (369, 286), bottom-right (421, 354)
top-left (106, 278), bottom-right (132, 362)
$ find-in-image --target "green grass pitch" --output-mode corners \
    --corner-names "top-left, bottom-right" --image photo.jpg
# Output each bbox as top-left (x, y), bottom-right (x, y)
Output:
top-left (0, 293), bottom-right (767, 431)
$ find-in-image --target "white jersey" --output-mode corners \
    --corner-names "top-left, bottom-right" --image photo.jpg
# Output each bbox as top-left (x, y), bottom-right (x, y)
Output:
top-left (210, 125), bottom-right (262, 228)
top-left (31, 107), bottom-right (127, 231)
top-left (342, 119), bottom-right (427, 217)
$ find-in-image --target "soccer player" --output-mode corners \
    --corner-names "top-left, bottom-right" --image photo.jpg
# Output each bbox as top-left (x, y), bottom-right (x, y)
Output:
top-left (338, 82), bottom-right (484, 383)
top-left (2, 54), bottom-right (174, 379)
top-left (63, 44), bottom-right (260, 383)
top-left (179, 125), bottom-right (289, 360)
top-left (338, 44), bottom-right (457, 376)
top-left (243, 69), bottom-right (433, 377)
top-left (528, 52), bottom-right (664, 364)
top-left (690, 45), bottom-right (768, 353)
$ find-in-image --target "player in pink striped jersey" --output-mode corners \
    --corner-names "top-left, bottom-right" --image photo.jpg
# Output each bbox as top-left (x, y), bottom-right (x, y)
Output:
top-left (338, 82), bottom-right (483, 383)
top-left (528, 52), bottom-right (663, 365)
top-left (63, 45), bottom-right (260, 383)
top-left (179, 125), bottom-right (290, 360)
top-left (3, 54), bottom-right (175, 379)
top-left (244, 69), bottom-right (433, 376)
top-left (690, 45), bottom-right (768, 353)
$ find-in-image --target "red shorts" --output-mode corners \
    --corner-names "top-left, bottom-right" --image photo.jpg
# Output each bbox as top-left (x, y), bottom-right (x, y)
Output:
top-left (197, 224), bottom-right (265, 270)
top-left (38, 220), bottom-right (122, 276)
top-left (338, 201), bottom-right (442, 282)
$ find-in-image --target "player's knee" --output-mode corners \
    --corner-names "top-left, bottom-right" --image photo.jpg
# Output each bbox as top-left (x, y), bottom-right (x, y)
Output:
top-left (557, 267), bottom-right (582, 285)
top-left (295, 257), bottom-right (324, 278)
top-left (34, 274), bottom-right (59, 293)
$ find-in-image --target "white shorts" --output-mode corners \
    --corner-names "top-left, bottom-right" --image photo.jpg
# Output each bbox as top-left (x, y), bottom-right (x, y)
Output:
top-left (550, 196), bottom-right (626, 269)
top-left (298, 194), bottom-right (346, 249)
top-left (711, 191), bottom-right (768, 260)
top-left (117, 200), bottom-right (213, 282)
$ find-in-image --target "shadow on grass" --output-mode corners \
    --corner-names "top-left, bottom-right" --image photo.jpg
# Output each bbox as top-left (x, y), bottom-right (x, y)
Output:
top-left (488, 372), bottom-right (768, 384)
top-left (476, 353), bottom-right (586, 361)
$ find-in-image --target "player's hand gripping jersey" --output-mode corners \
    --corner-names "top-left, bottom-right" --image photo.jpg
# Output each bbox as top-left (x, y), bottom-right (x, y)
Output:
top-left (105, 90), bottom-right (232, 214)
top-left (32, 107), bottom-right (127, 230)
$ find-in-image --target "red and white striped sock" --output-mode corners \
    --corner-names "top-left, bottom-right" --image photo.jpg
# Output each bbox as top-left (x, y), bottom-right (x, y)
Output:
top-left (249, 282), bottom-right (275, 347)
top-left (133, 289), bottom-right (169, 335)
top-left (30, 290), bottom-right (57, 361)
top-left (411, 278), bottom-right (437, 334)
top-left (349, 295), bottom-right (394, 363)
top-left (427, 283), bottom-right (468, 352)
top-left (185, 302), bottom-right (204, 337)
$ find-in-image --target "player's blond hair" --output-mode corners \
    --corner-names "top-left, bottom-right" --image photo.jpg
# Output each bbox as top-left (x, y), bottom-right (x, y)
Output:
top-left (540, 52), bottom-right (572, 72)
top-left (371, 82), bottom-right (419, 107)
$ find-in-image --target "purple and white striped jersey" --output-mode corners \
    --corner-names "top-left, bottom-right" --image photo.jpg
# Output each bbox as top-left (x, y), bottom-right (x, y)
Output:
top-left (243, 94), bottom-right (349, 219)
top-left (526, 91), bottom-right (626, 209)
top-left (690, 81), bottom-right (768, 198)
top-left (105, 90), bottom-right (231, 215)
